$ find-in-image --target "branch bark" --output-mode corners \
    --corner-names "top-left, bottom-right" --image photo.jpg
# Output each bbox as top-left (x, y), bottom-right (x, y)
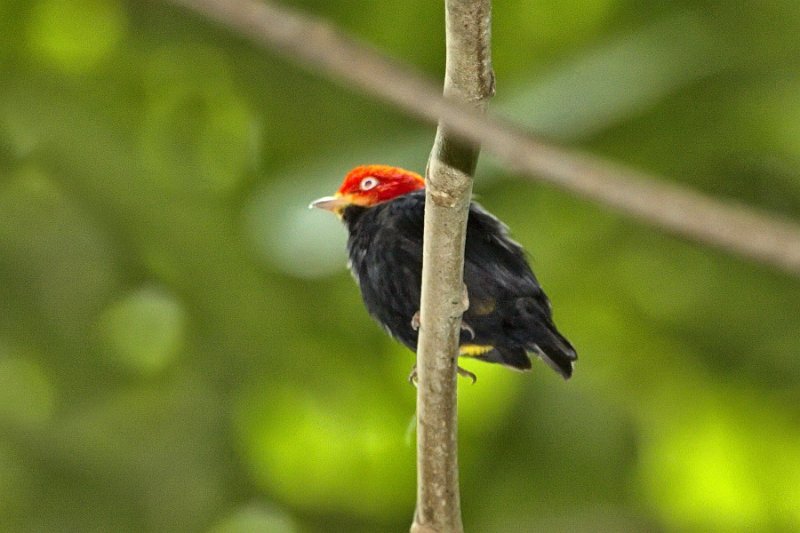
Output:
top-left (166, 0), bottom-right (800, 279)
top-left (412, 3), bottom-right (493, 531)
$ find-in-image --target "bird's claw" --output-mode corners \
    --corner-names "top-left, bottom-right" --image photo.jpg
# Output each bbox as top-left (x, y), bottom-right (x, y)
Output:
top-left (407, 363), bottom-right (476, 385)
top-left (408, 364), bottom-right (418, 386)
top-left (460, 322), bottom-right (475, 340)
top-left (458, 366), bottom-right (477, 384)
top-left (414, 311), bottom-right (472, 341)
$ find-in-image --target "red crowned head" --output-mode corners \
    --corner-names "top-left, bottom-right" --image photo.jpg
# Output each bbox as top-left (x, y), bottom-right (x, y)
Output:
top-left (310, 165), bottom-right (425, 214)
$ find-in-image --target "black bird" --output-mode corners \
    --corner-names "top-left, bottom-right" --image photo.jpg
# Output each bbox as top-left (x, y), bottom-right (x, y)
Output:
top-left (310, 165), bottom-right (576, 379)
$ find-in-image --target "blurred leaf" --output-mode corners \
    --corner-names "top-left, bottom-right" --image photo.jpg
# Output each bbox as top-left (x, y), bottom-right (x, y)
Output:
top-left (28, 0), bottom-right (127, 73)
top-left (639, 388), bottom-right (800, 530)
top-left (140, 45), bottom-right (256, 195)
top-left (235, 374), bottom-right (415, 520)
top-left (96, 286), bottom-right (187, 376)
top-left (0, 167), bottom-right (118, 337)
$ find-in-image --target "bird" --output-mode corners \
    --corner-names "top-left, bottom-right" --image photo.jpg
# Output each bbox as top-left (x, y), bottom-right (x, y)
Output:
top-left (310, 164), bottom-right (577, 380)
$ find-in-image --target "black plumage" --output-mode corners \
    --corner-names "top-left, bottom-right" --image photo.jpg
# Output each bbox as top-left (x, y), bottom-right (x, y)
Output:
top-left (342, 189), bottom-right (577, 379)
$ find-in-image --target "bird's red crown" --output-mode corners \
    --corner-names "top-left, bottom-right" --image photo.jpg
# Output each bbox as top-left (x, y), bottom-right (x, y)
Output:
top-left (310, 165), bottom-right (425, 214)
top-left (337, 165), bottom-right (425, 206)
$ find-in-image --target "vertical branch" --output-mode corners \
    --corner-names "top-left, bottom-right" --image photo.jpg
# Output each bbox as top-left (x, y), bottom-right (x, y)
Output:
top-left (412, 1), bottom-right (493, 532)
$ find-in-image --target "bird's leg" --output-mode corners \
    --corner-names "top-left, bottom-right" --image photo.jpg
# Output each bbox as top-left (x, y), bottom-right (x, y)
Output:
top-left (410, 311), bottom-right (421, 331)
top-left (410, 301), bottom-right (476, 384)
top-left (459, 285), bottom-right (475, 381)
top-left (409, 312), bottom-right (421, 386)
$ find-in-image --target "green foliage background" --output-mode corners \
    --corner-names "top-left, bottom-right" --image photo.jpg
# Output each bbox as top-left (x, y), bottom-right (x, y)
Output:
top-left (2, 0), bottom-right (800, 531)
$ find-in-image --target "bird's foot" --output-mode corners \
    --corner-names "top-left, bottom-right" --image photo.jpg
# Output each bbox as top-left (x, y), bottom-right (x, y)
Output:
top-left (461, 284), bottom-right (470, 312)
top-left (408, 363), bottom-right (418, 386)
top-left (407, 363), bottom-right (476, 384)
top-left (410, 311), bottom-right (421, 331)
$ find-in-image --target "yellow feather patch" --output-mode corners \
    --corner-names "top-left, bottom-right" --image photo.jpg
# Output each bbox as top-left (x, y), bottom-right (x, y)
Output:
top-left (459, 344), bottom-right (494, 358)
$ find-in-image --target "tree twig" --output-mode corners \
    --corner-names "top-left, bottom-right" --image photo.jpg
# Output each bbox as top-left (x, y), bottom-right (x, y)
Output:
top-left (411, 2), bottom-right (493, 531)
top-left (166, 0), bottom-right (800, 278)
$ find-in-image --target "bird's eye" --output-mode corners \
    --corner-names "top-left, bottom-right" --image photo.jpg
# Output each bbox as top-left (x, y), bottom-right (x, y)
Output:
top-left (360, 177), bottom-right (379, 191)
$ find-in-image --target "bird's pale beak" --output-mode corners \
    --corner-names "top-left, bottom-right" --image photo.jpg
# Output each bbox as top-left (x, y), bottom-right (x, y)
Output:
top-left (309, 195), bottom-right (350, 213)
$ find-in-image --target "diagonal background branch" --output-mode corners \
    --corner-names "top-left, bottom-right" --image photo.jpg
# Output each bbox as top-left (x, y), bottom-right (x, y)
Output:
top-left (412, 2), bottom-right (492, 531)
top-left (167, 0), bottom-right (800, 279)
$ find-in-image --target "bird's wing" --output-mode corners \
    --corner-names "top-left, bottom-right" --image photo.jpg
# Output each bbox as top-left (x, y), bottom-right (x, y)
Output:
top-left (464, 202), bottom-right (544, 301)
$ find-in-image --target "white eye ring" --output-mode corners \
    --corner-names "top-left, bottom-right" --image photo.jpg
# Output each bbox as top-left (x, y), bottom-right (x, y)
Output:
top-left (360, 177), bottom-right (379, 191)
